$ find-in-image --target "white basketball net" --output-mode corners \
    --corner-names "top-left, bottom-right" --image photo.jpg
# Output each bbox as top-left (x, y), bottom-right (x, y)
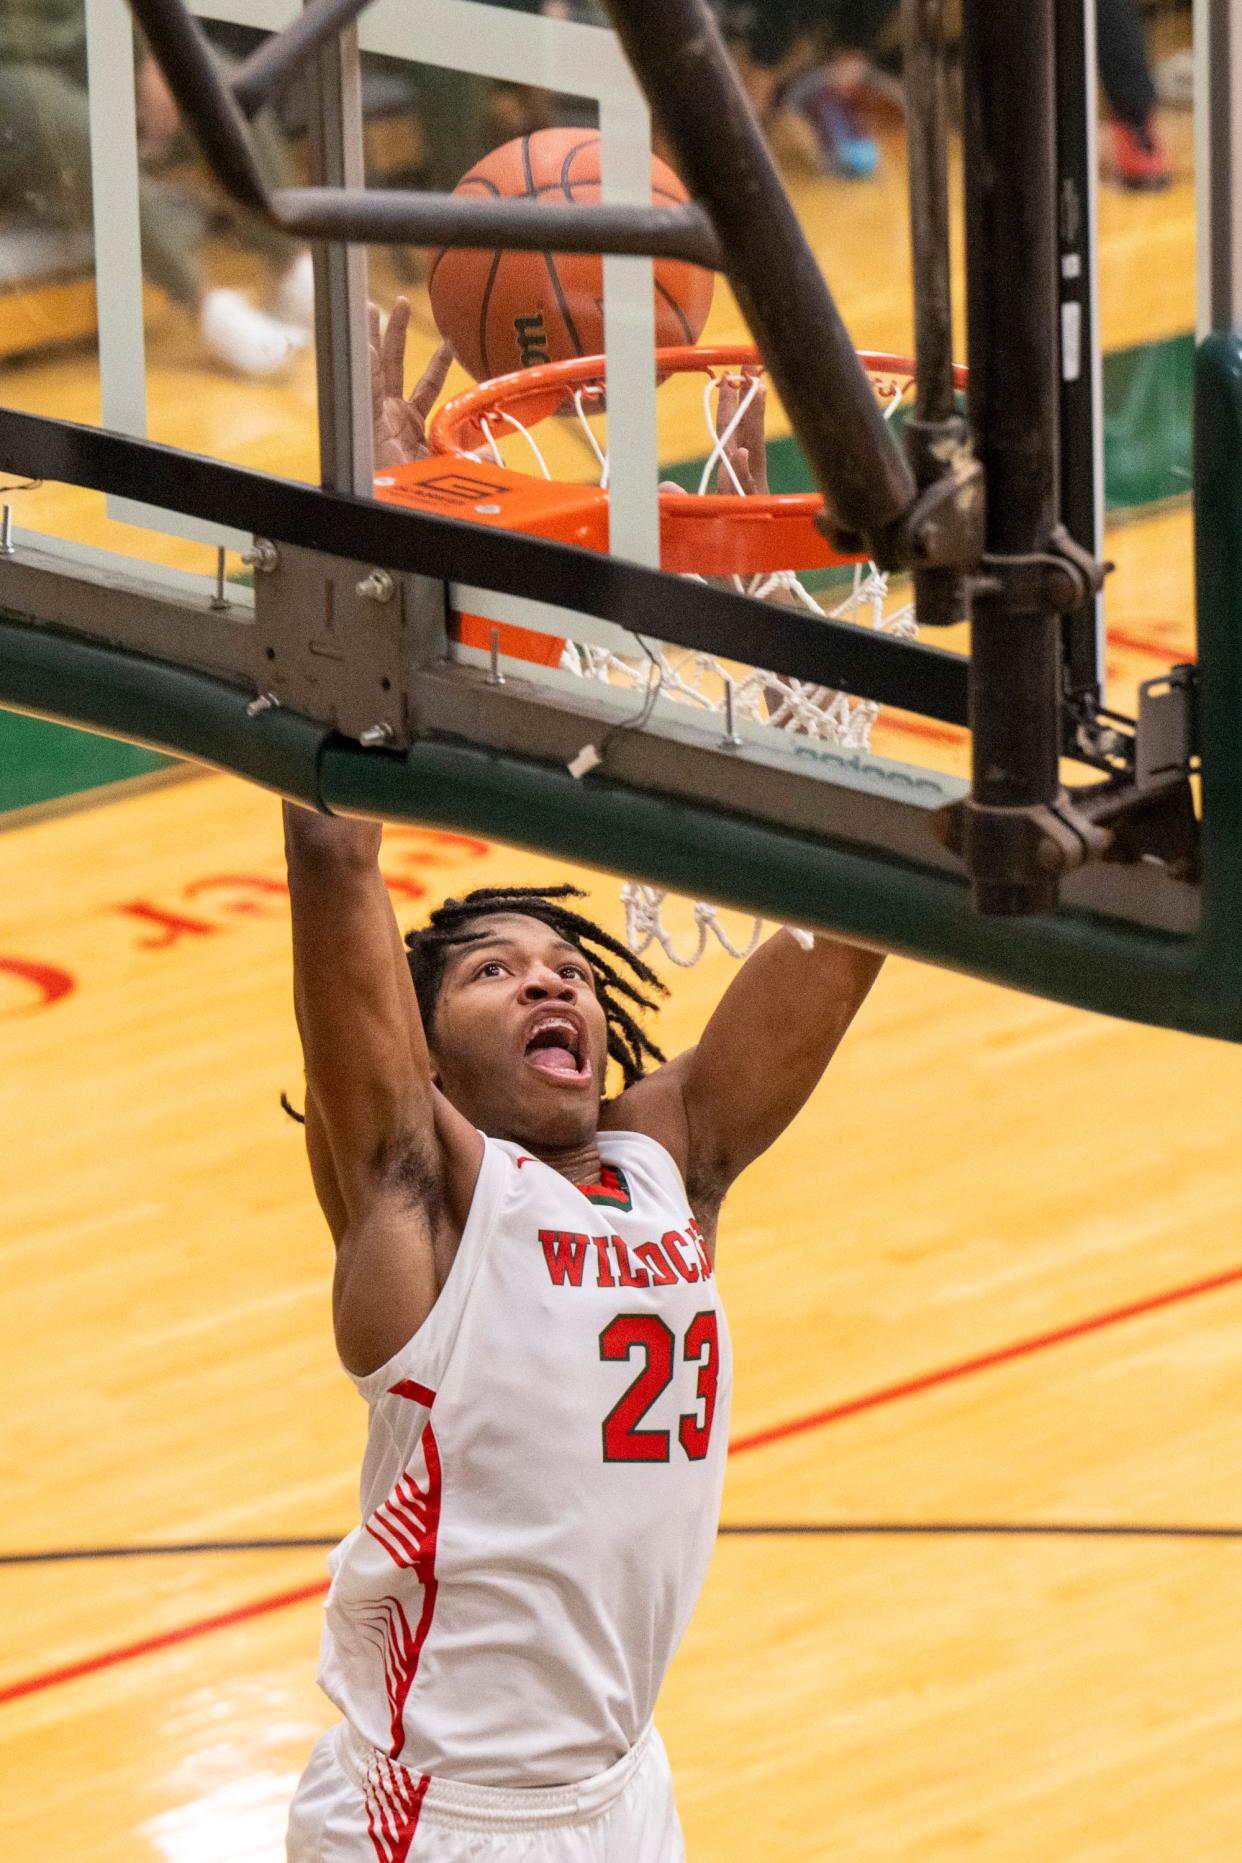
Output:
top-left (470, 364), bottom-right (916, 968)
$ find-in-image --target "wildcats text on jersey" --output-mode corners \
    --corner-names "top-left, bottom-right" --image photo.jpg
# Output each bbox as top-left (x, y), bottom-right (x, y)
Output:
top-left (539, 1219), bottom-right (712, 1289)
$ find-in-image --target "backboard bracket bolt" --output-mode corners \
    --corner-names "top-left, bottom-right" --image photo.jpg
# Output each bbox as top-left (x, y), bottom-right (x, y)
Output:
top-left (719, 677), bottom-right (743, 749)
top-left (242, 539), bottom-right (279, 574)
top-left (356, 569), bottom-right (396, 603)
top-left (487, 627), bottom-right (506, 686)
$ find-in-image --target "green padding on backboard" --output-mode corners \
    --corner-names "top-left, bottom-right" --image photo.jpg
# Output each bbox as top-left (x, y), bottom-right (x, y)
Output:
top-left (0, 566), bottom-right (253, 818)
top-left (0, 574), bottom-right (1230, 1041)
top-left (0, 709), bottom-right (169, 813)
top-left (0, 615), bottom-right (332, 807)
top-left (320, 735), bottom-right (1225, 1039)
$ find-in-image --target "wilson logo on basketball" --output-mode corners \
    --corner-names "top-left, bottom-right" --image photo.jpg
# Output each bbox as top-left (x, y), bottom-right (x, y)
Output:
top-left (513, 313), bottom-right (551, 368)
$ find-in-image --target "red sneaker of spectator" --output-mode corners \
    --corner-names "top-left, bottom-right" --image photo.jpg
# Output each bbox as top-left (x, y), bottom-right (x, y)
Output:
top-left (1112, 116), bottom-right (1173, 191)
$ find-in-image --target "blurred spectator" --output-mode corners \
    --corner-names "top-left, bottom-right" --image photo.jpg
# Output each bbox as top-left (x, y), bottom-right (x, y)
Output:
top-left (717, 1), bottom-right (1173, 193)
top-left (0, 0), bottom-right (314, 375)
top-left (715, 3), bottom-right (897, 180)
top-left (471, 0), bottom-right (596, 149)
top-left (1099, 0), bottom-right (1172, 190)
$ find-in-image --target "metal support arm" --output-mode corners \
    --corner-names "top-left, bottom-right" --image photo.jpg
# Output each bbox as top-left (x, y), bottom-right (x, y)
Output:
top-left (270, 189), bottom-right (723, 267)
top-left (902, 0), bottom-right (983, 625)
top-left (601, 0), bottom-right (917, 552)
top-left (231, 0), bottom-right (371, 117)
top-left (960, 0), bottom-right (1076, 914)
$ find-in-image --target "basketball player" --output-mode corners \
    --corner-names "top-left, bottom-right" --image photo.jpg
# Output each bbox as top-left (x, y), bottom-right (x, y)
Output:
top-left (284, 315), bottom-right (883, 1860)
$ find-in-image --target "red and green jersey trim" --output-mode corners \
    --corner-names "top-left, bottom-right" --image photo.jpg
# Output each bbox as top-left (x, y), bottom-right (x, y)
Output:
top-left (581, 1164), bottom-right (633, 1212)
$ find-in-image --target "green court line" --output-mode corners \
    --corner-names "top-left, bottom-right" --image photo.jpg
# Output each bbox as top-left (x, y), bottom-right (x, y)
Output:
top-left (0, 331), bottom-right (1195, 819)
top-left (0, 708), bottom-right (169, 815)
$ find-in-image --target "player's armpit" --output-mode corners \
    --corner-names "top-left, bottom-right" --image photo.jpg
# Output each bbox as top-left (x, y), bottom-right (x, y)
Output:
top-left (332, 1194), bottom-right (444, 1376)
top-left (331, 1088), bottom-right (487, 1372)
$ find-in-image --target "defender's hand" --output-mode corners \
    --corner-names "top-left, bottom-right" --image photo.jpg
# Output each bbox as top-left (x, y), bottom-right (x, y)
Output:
top-left (370, 298), bottom-right (454, 470)
top-left (713, 374), bottom-right (769, 497)
top-left (136, 54), bottom-right (180, 162)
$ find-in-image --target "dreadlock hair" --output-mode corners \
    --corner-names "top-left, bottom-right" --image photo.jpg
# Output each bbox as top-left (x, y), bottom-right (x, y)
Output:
top-left (404, 885), bottom-right (667, 1092)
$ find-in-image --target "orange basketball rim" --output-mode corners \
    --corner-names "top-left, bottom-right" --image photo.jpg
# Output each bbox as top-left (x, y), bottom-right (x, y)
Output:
top-left (372, 345), bottom-right (968, 662)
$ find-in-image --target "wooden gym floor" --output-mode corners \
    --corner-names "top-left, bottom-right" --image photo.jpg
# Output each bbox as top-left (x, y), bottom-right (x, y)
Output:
top-left (4, 66), bottom-right (1241, 1862)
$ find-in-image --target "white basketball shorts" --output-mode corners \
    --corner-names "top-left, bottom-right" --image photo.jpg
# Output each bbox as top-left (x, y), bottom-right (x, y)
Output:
top-left (286, 1720), bottom-right (686, 1862)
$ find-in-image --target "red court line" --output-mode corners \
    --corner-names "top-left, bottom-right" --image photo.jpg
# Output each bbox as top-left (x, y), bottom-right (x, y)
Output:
top-left (729, 1259), bottom-right (1242, 1455)
top-left (879, 715), bottom-right (965, 749)
top-left (0, 1576), bottom-right (328, 1708)
top-left (1107, 628), bottom-right (1194, 666)
top-left (6, 1259), bottom-right (1242, 1710)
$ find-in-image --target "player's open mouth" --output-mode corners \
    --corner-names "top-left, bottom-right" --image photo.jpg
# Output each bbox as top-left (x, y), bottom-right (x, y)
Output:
top-left (524, 1014), bottom-right (592, 1084)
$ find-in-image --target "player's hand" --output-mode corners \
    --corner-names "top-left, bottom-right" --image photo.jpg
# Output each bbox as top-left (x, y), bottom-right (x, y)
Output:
top-left (136, 54), bottom-right (180, 162)
top-left (369, 298), bottom-right (454, 470)
top-left (713, 373), bottom-right (769, 497)
top-left (659, 372), bottom-right (770, 516)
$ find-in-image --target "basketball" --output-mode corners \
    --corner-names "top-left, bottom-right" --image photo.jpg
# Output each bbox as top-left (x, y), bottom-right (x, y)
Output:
top-left (427, 129), bottom-right (716, 382)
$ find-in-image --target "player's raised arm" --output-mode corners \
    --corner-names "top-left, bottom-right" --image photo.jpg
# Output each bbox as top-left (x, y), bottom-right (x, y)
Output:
top-left (686, 926), bottom-right (882, 1195)
top-left (285, 806), bottom-right (431, 1197)
top-left (613, 927), bottom-right (883, 1226)
top-left (283, 805), bottom-right (483, 1369)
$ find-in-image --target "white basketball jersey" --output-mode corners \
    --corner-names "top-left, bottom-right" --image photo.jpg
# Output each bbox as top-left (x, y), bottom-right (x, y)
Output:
top-left (317, 1130), bottom-right (733, 1788)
